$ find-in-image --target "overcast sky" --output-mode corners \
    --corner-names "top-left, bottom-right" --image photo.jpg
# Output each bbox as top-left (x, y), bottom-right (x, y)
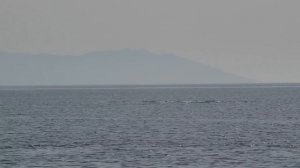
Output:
top-left (1, 0), bottom-right (300, 83)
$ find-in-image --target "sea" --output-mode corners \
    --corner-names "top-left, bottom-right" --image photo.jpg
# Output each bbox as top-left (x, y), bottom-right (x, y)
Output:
top-left (1, 84), bottom-right (300, 168)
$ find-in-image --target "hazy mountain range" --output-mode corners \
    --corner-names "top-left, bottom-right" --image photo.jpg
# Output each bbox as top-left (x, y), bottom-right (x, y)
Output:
top-left (0, 49), bottom-right (251, 86)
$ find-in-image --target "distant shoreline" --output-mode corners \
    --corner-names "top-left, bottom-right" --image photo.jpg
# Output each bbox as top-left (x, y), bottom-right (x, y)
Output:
top-left (1, 83), bottom-right (300, 90)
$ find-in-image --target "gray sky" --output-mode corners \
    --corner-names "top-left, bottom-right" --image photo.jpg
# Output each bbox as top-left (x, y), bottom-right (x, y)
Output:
top-left (1, 0), bottom-right (300, 83)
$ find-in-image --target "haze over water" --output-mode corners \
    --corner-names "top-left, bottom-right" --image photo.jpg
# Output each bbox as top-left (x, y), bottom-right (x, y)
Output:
top-left (1, 85), bottom-right (300, 167)
top-left (1, 1), bottom-right (300, 167)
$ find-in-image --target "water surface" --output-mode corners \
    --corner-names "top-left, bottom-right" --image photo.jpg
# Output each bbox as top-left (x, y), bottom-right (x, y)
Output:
top-left (1, 85), bottom-right (300, 167)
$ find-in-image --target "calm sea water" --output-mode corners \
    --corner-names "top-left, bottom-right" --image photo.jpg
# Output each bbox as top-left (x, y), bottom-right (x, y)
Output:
top-left (1, 85), bottom-right (300, 167)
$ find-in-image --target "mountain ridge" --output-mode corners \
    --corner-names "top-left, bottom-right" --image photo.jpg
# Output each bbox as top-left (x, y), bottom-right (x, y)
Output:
top-left (0, 49), bottom-right (252, 86)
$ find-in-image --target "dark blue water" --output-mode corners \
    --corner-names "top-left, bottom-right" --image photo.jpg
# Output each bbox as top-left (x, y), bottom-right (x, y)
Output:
top-left (1, 85), bottom-right (300, 167)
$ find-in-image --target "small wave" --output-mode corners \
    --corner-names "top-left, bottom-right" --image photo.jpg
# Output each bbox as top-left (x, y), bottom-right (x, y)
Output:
top-left (198, 100), bottom-right (221, 104)
top-left (142, 100), bottom-right (159, 104)
top-left (141, 99), bottom-right (220, 105)
top-left (181, 100), bottom-right (221, 104)
top-left (159, 100), bottom-right (176, 104)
